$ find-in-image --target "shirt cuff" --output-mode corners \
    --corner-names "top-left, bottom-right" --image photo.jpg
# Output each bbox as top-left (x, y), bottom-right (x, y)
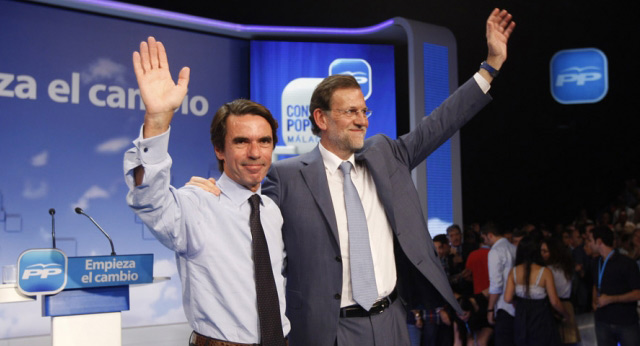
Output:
top-left (133, 125), bottom-right (171, 165)
top-left (473, 72), bottom-right (491, 94)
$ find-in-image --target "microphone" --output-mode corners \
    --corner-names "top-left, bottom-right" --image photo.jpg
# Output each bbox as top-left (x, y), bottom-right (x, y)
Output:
top-left (75, 207), bottom-right (116, 256)
top-left (49, 208), bottom-right (56, 248)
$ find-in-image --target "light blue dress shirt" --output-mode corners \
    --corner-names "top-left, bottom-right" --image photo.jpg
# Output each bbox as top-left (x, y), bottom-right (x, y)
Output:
top-left (124, 128), bottom-right (290, 343)
top-left (488, 237), bottom-right (516, 317)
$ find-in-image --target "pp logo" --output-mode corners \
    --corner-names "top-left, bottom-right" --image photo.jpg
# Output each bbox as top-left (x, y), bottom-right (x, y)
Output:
top-left (550, 48), bottom-right (608, 104)
top-left (329, 59), bottom-right (372, 100)
top-left (17, 248), bottom-right (68, 295)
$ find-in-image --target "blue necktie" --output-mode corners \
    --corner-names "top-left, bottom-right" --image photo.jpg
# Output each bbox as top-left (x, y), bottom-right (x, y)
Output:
top-left (340, 161), bottom-right (377, 311)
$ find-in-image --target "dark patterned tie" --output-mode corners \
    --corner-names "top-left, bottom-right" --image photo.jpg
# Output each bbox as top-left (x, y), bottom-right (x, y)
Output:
top-left (248, 194), bottom-right (285, 346)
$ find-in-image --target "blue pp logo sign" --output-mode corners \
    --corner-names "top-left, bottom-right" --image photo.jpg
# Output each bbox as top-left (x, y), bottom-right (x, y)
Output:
top-left (329, 59), bottom-right (372, 100)
top-left (550, 48), bottom-right (608, 104)
top-left (17, 249), bottom-right (67, 295)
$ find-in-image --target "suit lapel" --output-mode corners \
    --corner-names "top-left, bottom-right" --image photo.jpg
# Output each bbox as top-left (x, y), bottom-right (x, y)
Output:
top-left (357, 149), bottom-right (397, 233)
top-left (300, 148), bottom-right (340, 244)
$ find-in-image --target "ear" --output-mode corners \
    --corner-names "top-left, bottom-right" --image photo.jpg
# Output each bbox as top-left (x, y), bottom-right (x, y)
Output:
top-left (313, 108), bottom-right (328, 132)
top-left (214, 147), bottom-right (225, 161)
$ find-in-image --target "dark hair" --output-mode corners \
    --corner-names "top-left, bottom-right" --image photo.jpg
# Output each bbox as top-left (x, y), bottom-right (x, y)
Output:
top-left (515, 235), bottom-right (544, 298)
top-left (541, 237), bottom-right (574, 280)
top-left (308, 75), bottom-right (361, 135)
top-left (480, 222), bottom-right (501, 236)
top-left (210, 99), bottom-right (278, 172)
top-left (433, 234), bottom-right (449, 245)
top-left (512, 228), bottom-right (527, 239)
top-left (592, 225), bottom-right (614, 247)
top-left (447, 224), bottom-right (462, 235)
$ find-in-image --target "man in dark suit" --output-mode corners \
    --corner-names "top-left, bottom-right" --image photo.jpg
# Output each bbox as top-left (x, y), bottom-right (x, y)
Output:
top-left (262, 9), bottom-right (514, 345)
top-left (190, 8), bottom-right (515, 345)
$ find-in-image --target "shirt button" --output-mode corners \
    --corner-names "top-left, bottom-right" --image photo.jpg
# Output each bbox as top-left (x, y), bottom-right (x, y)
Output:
top-left (334, 293), bottom-right (341, 300)
top-left (143, 147), bottom-right (148, 153)
top-left (335, 256), bottom-right (342, 262)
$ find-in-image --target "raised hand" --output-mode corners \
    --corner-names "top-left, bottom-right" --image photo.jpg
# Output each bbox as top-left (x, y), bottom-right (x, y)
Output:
top-left (485, 8), bottom-right (516, 70)
top-left (132, 36), bottom-right (190, 138)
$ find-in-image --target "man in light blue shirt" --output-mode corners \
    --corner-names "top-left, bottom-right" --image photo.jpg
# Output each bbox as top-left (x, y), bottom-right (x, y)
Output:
top-left (124, 37), bottom-right (289, 346)
top-left (484, 224), bottom-right (516, 346)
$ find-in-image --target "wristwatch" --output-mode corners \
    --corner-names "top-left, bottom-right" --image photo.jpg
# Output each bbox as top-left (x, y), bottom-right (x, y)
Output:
top-left (480, 61), bottom-right (499, 78)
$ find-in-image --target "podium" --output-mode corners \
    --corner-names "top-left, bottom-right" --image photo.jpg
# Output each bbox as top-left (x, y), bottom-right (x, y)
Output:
top-left (13, 250), bottom-right (162, 346)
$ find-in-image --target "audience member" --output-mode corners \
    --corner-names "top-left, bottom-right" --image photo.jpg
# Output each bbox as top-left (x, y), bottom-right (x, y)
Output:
top-left (505, 236), bottom-right (568, 346)
top-left (464, 232), bottom-right (493, 345)
top-left (484, 223), bottom-right (516, 346)
top-left (542, 237), bottom-right (580, 345)
top-left (589, 226), bottom-right (640, 346)
top-left (511, 228), bottom-right (527, 247)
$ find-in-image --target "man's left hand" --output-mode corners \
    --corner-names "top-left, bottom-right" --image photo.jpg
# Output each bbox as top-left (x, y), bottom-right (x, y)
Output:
top-left (485, 8), bottom-right (516, 71)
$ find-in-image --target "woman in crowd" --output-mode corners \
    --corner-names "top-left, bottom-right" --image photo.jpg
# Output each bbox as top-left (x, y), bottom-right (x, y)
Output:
top-left (505, 236), bottom-right (568, 346)
top-left (541, 237), bottom-right (580, 345)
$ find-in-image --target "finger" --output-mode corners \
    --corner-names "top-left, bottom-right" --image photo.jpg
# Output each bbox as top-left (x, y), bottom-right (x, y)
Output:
top-left (208, 178), bottom-right (217, 183)
top-left (504, 21), bottom-right (516, 39)
top-left (140, 40), bottom-right (151, 73)
top-left (148, 36), bottom-right (159, 69)
top-left (132, 51), bottom-right (144, 79)
top-left (489, 8), bottom-right (500, 20)
top-left (498, 9), bottom-right (509, 21)
top-left (177, 66), bottom-right (190, 90)
top-left (189, 176), bottom-right (209, 184)
top-left (185, 182), bottom-right (206, 189)
top-left (157, 41), bottom-right (169, 69)
top-left (499, 13), bottom-right (513, 30)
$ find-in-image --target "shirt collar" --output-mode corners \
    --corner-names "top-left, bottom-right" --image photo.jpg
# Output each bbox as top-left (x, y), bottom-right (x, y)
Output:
top-left (217, 173), bottom-right (262, 207)
top-left (318, 142), bottom-right (359, 177)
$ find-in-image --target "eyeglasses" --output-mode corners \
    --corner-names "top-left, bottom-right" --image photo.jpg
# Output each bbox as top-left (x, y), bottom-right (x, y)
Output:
top-left (327, 108), bottom-right (372, 119)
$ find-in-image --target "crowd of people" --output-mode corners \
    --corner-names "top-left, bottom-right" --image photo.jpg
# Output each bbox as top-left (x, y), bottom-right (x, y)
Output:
top-left (408, 180), bottom-right (640, 346)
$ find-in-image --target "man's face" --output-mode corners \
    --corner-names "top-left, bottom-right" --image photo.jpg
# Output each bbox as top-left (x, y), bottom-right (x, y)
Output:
top-left (512, 236), bottom-right (523, 247)
top-left (587, 233), bottom-right (599, 254)
top-left (434, 241), bottom-right (449, 259)
top-left (448, 229), bottom-right (462, 247)
top-left (562, 232), bottom-right (572, 247)
top-left (480, 233), bottom-right (489, 246)
top-left (317, 88), bottom-right (368, 158)
top-left (215, 115), bottom-right (273, 192)
top-left (572, 230), bottom-right (583, 247)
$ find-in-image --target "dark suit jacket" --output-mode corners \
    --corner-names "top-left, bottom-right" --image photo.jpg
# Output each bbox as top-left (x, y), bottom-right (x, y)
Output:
top-left (262, 77), bottom-right (492, 346)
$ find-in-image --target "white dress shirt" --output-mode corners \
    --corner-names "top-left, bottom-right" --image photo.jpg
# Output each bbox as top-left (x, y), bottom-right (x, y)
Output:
top-left (488, 237), bottom-right (516, 316)
top-left (319, 143), bottom-right (396, 307)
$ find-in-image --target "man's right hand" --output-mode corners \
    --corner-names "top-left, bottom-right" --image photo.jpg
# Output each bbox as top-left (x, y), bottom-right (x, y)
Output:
top-left (487, 310), bottom-right (495, 325)
top-left (133, 36), bottom-right (190, 138)
top-left (186, 176), bottom-right (221, 196)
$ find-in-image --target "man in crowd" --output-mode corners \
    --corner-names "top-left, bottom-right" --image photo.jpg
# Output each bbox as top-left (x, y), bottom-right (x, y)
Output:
top-left (484, 223), bottom-right (516, 346)
top-left (590, 226), bottom-right (640, 346)
top-left (124, 37), bottom-right (288, 346)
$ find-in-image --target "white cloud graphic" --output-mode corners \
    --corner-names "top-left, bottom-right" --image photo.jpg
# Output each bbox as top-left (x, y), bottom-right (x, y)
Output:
top-left (81, 58), bottom-right (127, 85)
top-left (23, 180), bottom-right (48, 199)
top-left (31, 150), bottom-right (48, 167)
top-left (96, 137), bottom-right (132, 154)
top-left (428, 217), bottom-right (452, 238)
top-left (154, 258), bottom-right (178, 277)
top-left (73, 185), bottom-right (110, 210)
